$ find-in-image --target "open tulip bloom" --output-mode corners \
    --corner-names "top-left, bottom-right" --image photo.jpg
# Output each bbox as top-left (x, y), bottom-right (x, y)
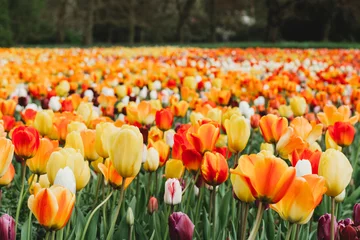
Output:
top-left (0, 47), bottom-right (359, 240)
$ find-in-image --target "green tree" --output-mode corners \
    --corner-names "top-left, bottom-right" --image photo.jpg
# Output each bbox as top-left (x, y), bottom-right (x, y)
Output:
top-left (0, 0), bottom-right (13, 46)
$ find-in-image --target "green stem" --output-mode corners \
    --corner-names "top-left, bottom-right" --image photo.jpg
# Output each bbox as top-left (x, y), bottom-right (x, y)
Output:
top-left (294, 224), bottom-right (300, 240)
top-left (51, 231), bottom-right (55, 240)
top-left (285, 223), bottom-right (294, 240)
top-left (128, 225), bottom-right (133, 240)
top-left (27, 212), bottom-right (32, 240)
top-left (212, 188), bottom-right (216, 240)
top-left (106, 180), bottom-right (126, 240)
top-left (164, 205), bottom-right (171, 240)
top-left (330, 197), bottom-right (335, 240)
top-left (57, 228), bottom-right (64, 240)
top-left (81, 191), bottom-right (114, 240)
top-left (146, 172), bottom-right (152, 199)
top-left (184, 171), bottom-right (200, 214)
top-left (308, 216), bottom-right (313, 236)
top-left (15, 162), bottom-right (27, 233)
top-left (45, 231), bottom-right (51, 240)
top-left (92, 173), bottom-right (103, 209)
top-left (209, 190), bottom-right (214, 223)
top-left (194, 186), bottom-right (203, 225)
top-left (247, 202), bottom-right (265, 240)
top-left (241, 203), bottom-right (249, 240)
top-left (103, 187), bottom-right (110, 233)
top-left (155, 170), bottom-right (158, 196)
top-left (237, 202), bottom-right (242, 238)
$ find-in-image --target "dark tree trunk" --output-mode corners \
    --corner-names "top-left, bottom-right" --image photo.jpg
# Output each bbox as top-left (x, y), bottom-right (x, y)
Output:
top-left (208, 0), bottom-right (216, 42)
top-left (128, 0), bottom-right (135, 44)
top-left (84, 0), bottom-right (94, 45)
top-left (56, 0), bottom-right (67, 43)
top-left (175, 0), bottom-right (196, 43)
top-left (266, 0), bottom-right (280, 42)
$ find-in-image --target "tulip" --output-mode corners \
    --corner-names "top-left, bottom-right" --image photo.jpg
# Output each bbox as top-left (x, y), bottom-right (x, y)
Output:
top-left (47, 148), bottom-right (90, 191)
top-left (28, 174), bottom-right (50, 195)
top-left (108, 125), bottom-right (143, 178)
top-left (318, 149), bottom-right (353, 197)
top-left (206, 108), bottom-right (222, 125)
top-left (126, 207), bottom-right (134, 226)
top-left (54, 167), bottom-right (76, 194)
top-left (259, 114), bottom-right (288, 143)
top-left (164, 129), bottom-right (176, 148)
top-left (353, 203), bottom-right (360, 226)
top-left (186, 121), bottom-right (220, 154)
top-left (149, 126), bottom-right (164, 142)
top-left (98, 158), bottom-right (134, 189)
top-left (276, 127), bottom-right (308, 159)
top-left (28, 185), bottom-right (75, 230)
top-left (95, 122), bottom-right (118, 159)
top-left (290, 117), bottom-right (323, 145)
top-left (80, 129), bottom-right (99, 161)
top-left (278, 104), bottom-right (293, 118)
top-left (317, 214), bottom-right (338, 240)
top-left (335, 189), bottom-right (346, 203)
top-left (27, 138), bottom-right (58, 175)
top-left (33, 110), bottom-right (54, 136)
top-left (339, 225), bottom-right (359, 240)
top-left (224, 115), bottom-right (250, 153)
top-left (317, 105), bottom-right (358, 128)
top-left (143, 147), bottom-right (160, 172)
top-left (290, 96), bottom-right (307, 116)
top-left (168, 212), bottom-right (194, 240)
top-left (325, 130), bottom-right (342, 151)
top-left (171, 100), bottom-right (189, 118)
top-left (0, 137), bottom-right (14, 177)
top-left (260, 143), bottom-right (274, 155)
top-left (67, 121), bottom-right (87, 133)
top-left (149, 140), bottom-right (170, 167)
top-left (0, 99), bottom-right (16, 116)
top-left (65, 131), bottom-right (84, 156)
top-left (76, 102), bottom-right (99, 126)
top-left (290, 148), bottom-right (321, 175)
top-left (155, 108), bottom-right (174, 131)
top-left (0, 164), bottom-right (15, 186)
top-left (55, 80), bottom-right (70, 97)
top-left (164, 178), bottom-right (182, 205)
top-left (328, 122), bottom-right (356, 147)
top-left (181, 149), bottom-right (203, 173)
top-left (201, 151), bottom-right (228, 186)
top-left (12, 126), bottom-right (40, 160)
top-left (165, 159), bottom-right (185, 179)
top-left (148, 197), bottom-right (158, 214)
top-left (0, 214), bottom-right (15, 240)
top-left (189, 112), bottom-right (204, 125)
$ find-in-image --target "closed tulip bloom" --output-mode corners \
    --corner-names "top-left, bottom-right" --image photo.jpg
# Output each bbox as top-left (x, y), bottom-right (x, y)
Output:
top-left (47, 148), bottom-right (90, 191)
top-left (76, 102), bottom-right (99, 126)
top-left (12, 126), bottom-right (40, 160)
top-left (0, 99), bottom-right (16, 116)
top-left (318, 149), bottom-right (353, 197)
top-left (0, 164), bottom-right (15, 186)
top-left (278, 104), bottom-right (293, 118)
top-left (98, 158), bottom-right (134, 189)
top-left (0, 138), bottom-right (14, 177)
top-left (165, 159), bottom-right (185, 179)
top-left (28, 185), bottom-right (75, 230)
top-left (148, 126), bottom-right (164, 142)
top-left (224, 114), bottom-right (250, 153)
top-left (290, 96), bottom-right (307, 116)
top-left (149, 140), bottom-right (170, 167)
top-left (317, 214), bottom-right (338, 240)
top-left (335, 189), bottom-right (346, 203)
top-left (171, 100), bottom-right (189, 118)
top-left (260, 143), bottom-right (274, 155)
top-left (276, 127), bottom-right (308, 159)
top-left (259, 114), bottom-right (288, 143)
top-left (164, 129), bottom-right (176, 148)
top-left (164, 178), bottom-right (182, 205)
top-left (270, 175), bottom-right (327, 224)
top-left (27, 138), bottom-right (59, 175)
top-left (0, 214), bottom-right (15, 240)
top-left (80, 129), bottom-right (99, 161)
top-left (325, 130), bottom-right (342, 151)
top-left (33, 110), bottom-right (54, 137)
top-left (189, 112), bottom-right (204, 125)
top-left (108, 125), bottom-right (143, 178)
top-left (328, 122), bottom-right (355, 147)
top-left (67, 121), bottom-right (87, 133)
top-left (55, 80), bottom-right (70, 97)
top-left (143, 147), bottom-right (160, 172)
top-left (28, 174), bottom-right (50, 194)
top-left (65, 131), bottom-right (84, 156)
top-left (187, 121), bottom-right (220, 154)
top-left (354, 203), bottom-right (360, 226)
top-left (201, 151), bottom-right (228, 186)
top-left (148, 197), bottom-right (158, 214)
top-left (206, 108), bottom-right (222, 125)
top-left (168, 212), bottom-right (194, 240)
top-left (95, 122), bottom-right (118, 158)
top-left (231, 155), bottom-right (256, 203)
top-left (231, 154), bottom-right (296, 204)
top-left (54, 167), bottom-right (76, 194)
top-left (155, 108), bottom-right (174, 131)
top-left (126, 208), bottom-right (134, 226)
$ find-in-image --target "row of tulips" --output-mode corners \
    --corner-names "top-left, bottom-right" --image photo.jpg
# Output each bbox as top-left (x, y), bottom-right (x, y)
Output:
top-left (0, 47), bottom-right (359, 240)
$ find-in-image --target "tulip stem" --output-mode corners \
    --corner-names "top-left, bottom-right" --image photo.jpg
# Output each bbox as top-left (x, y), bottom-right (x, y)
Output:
top-left (51, 231), bottom-right (55, 240)
top-left (247, 202), bottom-right (264, 240)
top-left (45, 231), bottom-right (51, 240)
top-left (285, 223), bottom-right (293, 240)
top-left (128, 225), bottom-right (133, 240)
top-left (330, 197), bottom-right (335, 240)
top-left (15, 162), bottom-right (27, 233)
top-left (241, 203), bottom-right (249, 240)
top-left (212, 188), bottom-right (217, 240)
top-left (92, 173), bottom-right (103, 209)
top-left (81, 191), bottom-right (114, 240)
top-left (106, 180), bottom-right (126, 240)
top-left (184, 171), bottom-right (200, 214)
top-left (194, 186), bottom-right (204, 225)
top-left (146, 172), bottom-right (152, 199)
top-left (27, 212), bottom-right (32, 240)
top-left (294, 224), bottom-right (300, 240)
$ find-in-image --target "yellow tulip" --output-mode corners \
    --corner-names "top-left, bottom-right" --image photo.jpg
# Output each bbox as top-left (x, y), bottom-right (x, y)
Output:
top-left (0, 137), bottom-right (14, 177)
top-left (95, 122), bottom-right (119, 158)
top-left (55, 80), bottom-right (70, 97)
top-left (108, 125), bottom-right (143, 178)
top-left (80, 129), bottom-right (99, 161)
top-left (183, 76), bottom-right (197, 90)
top-left (325, 130), bottom-right (342, 151)
top-left (190, 112), bottom-right (204, 125)
top-left (318, 149), bottom-right (352, 197)
top-left (290, 96), bottom-right (307, 116)
top-left (224, 115), bottom-right (250, 153)
top-left (90, 157), bottom-right (104, 174)
top-left (33, 110), bottom-right (54, 136)
top-left (76, 102), bottom-right (99, 126)
top-left (260, 143), bottom-right (275, 155)
top-left (65, 131), bottom-right (84, 156)
top-left (46, 148), bottom-right (90, 191)
top-left (278, 105), bottom-right (293, 118)
top-left (165, 159), bottom-right (185, 179)
top-left (143, 147), bottom-right (160, 172)
top-left (206, 108), bottom-right (222, 125)
top-left (67, 121), bottom-right (87, 133)
top-left (115, 85), bottom-right (127, 99)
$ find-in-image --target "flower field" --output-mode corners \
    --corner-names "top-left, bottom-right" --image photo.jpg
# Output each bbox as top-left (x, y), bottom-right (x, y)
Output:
top-left (0, 47), bottom-right (360, 240)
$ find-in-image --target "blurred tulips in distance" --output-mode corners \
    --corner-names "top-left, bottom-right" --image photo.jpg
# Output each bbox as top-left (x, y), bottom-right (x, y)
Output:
top-left (0, 47), bottom-right (360, 240)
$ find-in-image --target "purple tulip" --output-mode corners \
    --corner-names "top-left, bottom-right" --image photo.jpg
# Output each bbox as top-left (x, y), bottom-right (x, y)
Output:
top-left (353, 203), bottom-right (360, 226)
top-left (339, 225), bottom-right (359, 240)
top-left (317, 214), bottom-right (338, 240)
top-left (168, 212), bottom-right (194, 240)
top-left (0, 214), bottom-right (15, 240)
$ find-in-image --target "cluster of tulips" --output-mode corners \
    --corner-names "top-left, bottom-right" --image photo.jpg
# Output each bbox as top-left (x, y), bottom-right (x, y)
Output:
top-left (0, 47), bottom-right (359, 240)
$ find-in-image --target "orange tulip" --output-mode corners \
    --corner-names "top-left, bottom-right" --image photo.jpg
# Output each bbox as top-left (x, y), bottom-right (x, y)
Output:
top-left (27, 185), bottom-right (75, 230)
top-left (171, 100), bottom-right (189, 118)
top-left (259, 114), bottom-right (288, 143)
top-left (270, 174), bottom-right (326, 224)
top-left (155, 108), bottom-right (174, 131)
top-left (317, 105), bottom-right (358, 127)
top-left (0, 137), bottom-right (14, 177)
top-left (12, 126), bottom-right (40, 160)
top-left (186, 121), bottom-right (220, 154)
top-left (80, 129), bottom-right (99, 161)
top-left (290, 148), bottom-right (321, 175)
top-left (290, 117), bottom-right (323, 146)
top-left (27, 138), bottom-right (59, 175)
top-left (328, 122), bottom-right (355, 147)
top-left (0, 99), bottom-right (16, 116)
top-left (182, 149), bottom-right (203, 172)
top-left (21, 109), bottom-right (37, 125)
top-left (0, 163), bottom-right (15, 186)
top-left (148, 126), bottom-right (164, 142)
top-left (149, 140), bottom-right (170, 167)
top-left (276, 127), bottom-right (308, 159)
top-left (98, 158), bottom-right (134, 189)
top-left (231, 154), bottom-right (296, 203)
top-left (201, 151), bottom-right (228, 186)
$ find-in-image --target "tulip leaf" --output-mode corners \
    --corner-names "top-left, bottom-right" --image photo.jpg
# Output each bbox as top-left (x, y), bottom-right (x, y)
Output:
top-left (229, 220), bottom-right (237, 240)
top-left (149, 230), bottom-right (155, 240)
top-left (75, 207), bottom-right (86, 240)
top-left (260, 219), bottom-right (266, 239)
top-left (275, 222), bottom-right (282, 240)
top-left (344, 186), bottom-right (360, 205)
top-left (218, 190), bottom-right (231, 234)
top-left (113, 215), bottom-right (128, 240)
top-left (203, 207), bottom-right (211, 240)
top-left (264, 209), bottom-right (275, 240)
top-left (84, 210), bottom-right (100, 240)
top-left (135, 220), bottom-right (148, 240)
top-left (21, 217), bottom-right (31, 240)
top-left (300, 223), bottom-right (309, 240)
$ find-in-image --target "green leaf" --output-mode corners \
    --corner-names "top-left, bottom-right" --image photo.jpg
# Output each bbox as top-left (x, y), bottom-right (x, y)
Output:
top-left (84, 211), bottom-right (100, 240)
top-left (113, 215), bottom-right (129, 240)
top-left (21, 217), bottom-right (31, 240)
top-left (276, 222), bottom-right (282, 240)
top-left (345, 186), bottom-right (360, 205)
top-left (218, 190), bottom-right (232, 235)
top-left (75, 207), bottom-right (86, 240)
top-left (264, 209), bottom-right (275, 240)
top-left (202, 207), bottom-right (210, 240)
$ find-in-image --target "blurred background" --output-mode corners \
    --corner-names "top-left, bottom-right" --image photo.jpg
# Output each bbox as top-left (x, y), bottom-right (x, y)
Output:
top-left (0, 0), bottom-right (360, 46)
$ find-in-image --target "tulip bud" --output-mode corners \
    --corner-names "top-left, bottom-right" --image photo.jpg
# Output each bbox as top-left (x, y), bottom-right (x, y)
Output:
top-left (155, 108), bottom-right (174, 131)
top-left (353, 203), bottom-right (360, 226)
top-left (164, 178), bottom-right (182, 205)
top-left (0, 214), bottom-right (15, 240)
top-left (168, 212), bottom-right (194, 240)
top-left (143, 147), bottom-right (160, 172)
top-left (54, 167), bottom-right (76, 194)
top-left (260, 143), bottom-right (274, 155)
top-left (126, 207), bottom-right (134, 226)
top-left (148, 197), bottom-right (158, 214)
top-left (335, 189), bottom-right (346, 203)
top-left (290, 96), bottom-right (307, 116)
top-left (164, 129), bottom-right (175, 148)
top-left (317, 213), bottom-right (338, 240)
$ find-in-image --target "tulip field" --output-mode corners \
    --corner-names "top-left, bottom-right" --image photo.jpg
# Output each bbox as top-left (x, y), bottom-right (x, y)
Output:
top-left (0, 47), bottom-right (360, 240)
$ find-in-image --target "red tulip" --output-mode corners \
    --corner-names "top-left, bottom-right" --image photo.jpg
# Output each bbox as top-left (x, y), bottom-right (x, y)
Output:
top-left (11, 126), bottom-right (40, 160)
top-left (328, 122), bottom-right (355, 147)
